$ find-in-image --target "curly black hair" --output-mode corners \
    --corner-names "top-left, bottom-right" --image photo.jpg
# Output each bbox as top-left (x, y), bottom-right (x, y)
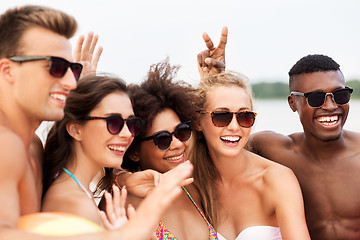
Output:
top-left (121, 58), bottom-right (198, 172)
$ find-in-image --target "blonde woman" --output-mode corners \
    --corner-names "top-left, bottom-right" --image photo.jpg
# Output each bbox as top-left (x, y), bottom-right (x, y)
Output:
top-left (189, 72), bottom-right (310, 240)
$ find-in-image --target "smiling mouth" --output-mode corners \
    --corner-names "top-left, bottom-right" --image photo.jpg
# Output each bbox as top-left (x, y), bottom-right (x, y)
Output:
top-left (164, 152), bottom-right (185, 162)
top-left (108, 145), bottom-right (126, 152)
top-left (316, 115), bottom-right (340, 126)
top-left (220, 136), bottom-right (240, 143)
top-left (51, 93), bottom-right (67, 102)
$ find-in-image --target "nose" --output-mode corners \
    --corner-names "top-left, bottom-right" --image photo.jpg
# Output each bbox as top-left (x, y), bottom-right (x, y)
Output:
top-left (226, 113), bottom-right (240, 130)
top-left (322, 93), bottom-right (337, 110)
top-left (60, 68), bottom-right (77, 90)
top-left (119, 122), bottom-right (133, 138)
top-left (168, 134), bottom-right (184, 150)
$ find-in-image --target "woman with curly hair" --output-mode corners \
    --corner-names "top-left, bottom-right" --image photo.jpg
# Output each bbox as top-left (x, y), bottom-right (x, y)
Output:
top-left (105, 59), bottom-right (218, 240)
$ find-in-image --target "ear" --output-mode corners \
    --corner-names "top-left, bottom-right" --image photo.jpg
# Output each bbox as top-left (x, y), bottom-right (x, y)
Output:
top-left (288, 95), bottom-right (297, 112)
top-left (128, 152), bottom-right (140, 162)
top-left (0, 58), bottom-right (15, 84)
top-left (195, 120), bottom-right (203, 131)
top-left (66, 122), bottom-right (82, 141)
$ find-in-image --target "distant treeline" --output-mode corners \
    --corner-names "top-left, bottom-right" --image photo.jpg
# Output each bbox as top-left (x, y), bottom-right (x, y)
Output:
top-left (251, 80), bottom-right (360, 99)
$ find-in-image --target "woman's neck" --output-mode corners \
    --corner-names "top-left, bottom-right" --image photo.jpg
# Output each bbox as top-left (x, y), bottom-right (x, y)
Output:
top-left (64, 157), bottom-right (101, 193)
top-left (210, 149), bottom-right (250, 183)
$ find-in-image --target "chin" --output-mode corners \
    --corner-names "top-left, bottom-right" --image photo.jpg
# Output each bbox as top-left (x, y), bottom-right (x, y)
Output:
top-left (45, 110), bottom-right (65, 122)
top-left (317, 131), bottom-right (342, 142)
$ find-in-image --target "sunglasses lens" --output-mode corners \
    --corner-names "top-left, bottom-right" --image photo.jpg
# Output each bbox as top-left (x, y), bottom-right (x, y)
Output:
top-left (334, 89), bottom-right (351, 105)
top-left (107, 116), bottom-right (124, 135)
top-left (236, 112), bottom-right (256, 128)
top-left (70, 63), bottom-right (83, 81)
top-left (126, 117), bottom-right (143, 136)
top-left (50, 57), bottom-right (83, 81)
top-left (174, 123), bottom-right (192, 142)
top-left (212, 111), bottom-right (233, 127)
top-left (307, 92), bottom-right (326, 107)
top-left (50, 58), bottom-right (68, 78)
top-left (153, 132), bottom-right (172, 151)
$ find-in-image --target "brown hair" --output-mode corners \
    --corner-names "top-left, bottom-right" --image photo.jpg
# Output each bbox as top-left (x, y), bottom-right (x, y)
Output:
top-left (188, 71), bottom-right (253, 227)
top-left (0, 5), bottom-right (77, 58)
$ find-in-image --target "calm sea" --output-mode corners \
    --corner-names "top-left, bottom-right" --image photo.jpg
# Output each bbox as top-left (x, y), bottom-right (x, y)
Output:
top-left (36, 99), bottom-right (360, 144)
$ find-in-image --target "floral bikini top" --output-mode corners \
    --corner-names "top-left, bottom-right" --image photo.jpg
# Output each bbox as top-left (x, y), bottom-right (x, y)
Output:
top-left (155, 187), bottom-right (218, 240)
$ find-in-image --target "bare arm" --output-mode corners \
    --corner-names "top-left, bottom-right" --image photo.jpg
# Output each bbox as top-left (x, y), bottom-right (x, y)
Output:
top-left (265, 166), bottom-right (310, 240)
top-left (247, 131), bottom-right (294, 163)
top-left (120, 161), bottom-right (194, 239)
top-left (0, 132), bottom-right (26, 232)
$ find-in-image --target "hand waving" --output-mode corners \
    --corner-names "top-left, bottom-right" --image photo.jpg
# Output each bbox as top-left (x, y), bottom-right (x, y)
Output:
top-left (99, 185), bottom-right (133, 230)
top-left (73, 32), bottom-right (103, 78)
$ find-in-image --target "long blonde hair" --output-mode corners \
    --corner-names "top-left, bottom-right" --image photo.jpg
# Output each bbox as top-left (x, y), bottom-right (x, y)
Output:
top-left (188, 71), bottom-right (253, 227)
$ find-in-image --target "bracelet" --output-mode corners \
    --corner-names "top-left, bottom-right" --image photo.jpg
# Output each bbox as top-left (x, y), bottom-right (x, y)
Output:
top-left (115, 169), bottom-right (130, 188)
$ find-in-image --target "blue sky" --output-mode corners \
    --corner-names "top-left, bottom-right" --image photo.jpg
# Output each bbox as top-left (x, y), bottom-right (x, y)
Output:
top-left (2, 0), bottom-right (360, 85)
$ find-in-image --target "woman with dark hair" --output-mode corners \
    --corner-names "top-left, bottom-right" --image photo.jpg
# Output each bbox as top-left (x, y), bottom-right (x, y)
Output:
top-left (106, 59), bottom-right (218, 239)
top-left (42, 74), bottom-right (143, 227)
top-left (41, 74), bottom-right (194, 235)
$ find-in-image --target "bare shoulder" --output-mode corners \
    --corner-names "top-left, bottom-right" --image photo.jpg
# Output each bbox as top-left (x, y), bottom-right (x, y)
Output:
top-left (263, 161), bottom-right (297, 186)
top-left (262, 160), bottom-right (302, 201)
top-left (0, 127), bottom-right (27, 175)
top-left (43, 188), bottom-right (99, 223)
top-left (344, 129), bottom-right (360, 143)
top-left (248, 151), bottom-right (298, 187)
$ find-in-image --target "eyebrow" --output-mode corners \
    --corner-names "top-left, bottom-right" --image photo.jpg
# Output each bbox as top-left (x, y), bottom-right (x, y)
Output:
top-left (103, 113), bottom-right (135, 118)
top-left (212, 107), bottom-right (250, 111)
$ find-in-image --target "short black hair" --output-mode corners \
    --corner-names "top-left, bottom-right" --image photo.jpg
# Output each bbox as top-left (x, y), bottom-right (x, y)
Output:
top-left (289, 54), bottom-right (341, 90)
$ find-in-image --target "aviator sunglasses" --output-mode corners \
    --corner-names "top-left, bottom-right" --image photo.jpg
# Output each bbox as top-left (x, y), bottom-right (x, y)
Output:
top-left (83, 114), bottom-right (143, 137)
top-left (199, 110), bottom-right (257, 128)
top-left (7, 56), bottom-right (83, 81)
top-left (140, 121), bottom-right (192, 151)
top-left (290, 87), bottom-right (353, 108)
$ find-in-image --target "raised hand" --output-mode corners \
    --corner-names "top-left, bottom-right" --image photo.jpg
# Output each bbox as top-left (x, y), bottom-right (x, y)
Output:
top-left (123, 169), bottom-right (162, 198)
top-left (197, 26), bottom-right (228, 79)
top-left (73, 32), bottom-right (103, 78)
top-left (99, 185), bottom-right (132, 230)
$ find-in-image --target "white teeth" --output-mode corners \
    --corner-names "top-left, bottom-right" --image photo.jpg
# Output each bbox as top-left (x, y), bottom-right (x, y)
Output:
top-left (317, 115), bottom-right (338, 123)
top-left (165, 153), bottom-right (184, 161)
top-left (108, 145), bottom-right (125, 152)
top-left (220, 136), bottom-right (240, 142)
top-left (51, 93), bottom-right (66, 102)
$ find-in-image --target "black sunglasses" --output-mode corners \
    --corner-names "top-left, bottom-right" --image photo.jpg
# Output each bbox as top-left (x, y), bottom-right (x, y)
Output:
top-left (291, 87), bottom-right (353, 108)
top-left (140, 121), bottom-right (192, 151)
top-left (7, 56), bottom-right (83, 81)
top-left (199, 110), bottom-right (257, 128)
top-left (83, 114), bottom-right (143, 136)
